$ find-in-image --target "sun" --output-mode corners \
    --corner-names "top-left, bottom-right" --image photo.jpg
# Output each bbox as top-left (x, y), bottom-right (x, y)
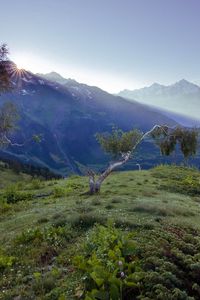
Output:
top-left (11, 52), bottom-right (54, 74)
top-left (13, 54), bottom-right (30, 70)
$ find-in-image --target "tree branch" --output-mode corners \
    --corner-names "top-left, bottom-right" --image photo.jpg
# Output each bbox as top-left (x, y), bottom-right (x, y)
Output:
top-left (86, 124), bottom-right (181, 194)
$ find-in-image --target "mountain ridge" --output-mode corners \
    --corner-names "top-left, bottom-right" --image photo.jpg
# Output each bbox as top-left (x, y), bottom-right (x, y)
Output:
top-left (118, 79), bottom-right (200, 121)
top-left (0, 63), bottom-right (182, 175)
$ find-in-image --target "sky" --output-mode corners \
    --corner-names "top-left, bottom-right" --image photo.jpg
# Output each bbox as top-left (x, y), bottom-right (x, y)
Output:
top-left (0, 0), bottom-right (200, 93)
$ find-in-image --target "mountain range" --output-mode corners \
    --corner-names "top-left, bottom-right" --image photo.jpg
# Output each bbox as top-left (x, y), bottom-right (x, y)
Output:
top-left (118, 79), bottom-right (200, 123)
top-left (0, 63), bottom-right (186, 175)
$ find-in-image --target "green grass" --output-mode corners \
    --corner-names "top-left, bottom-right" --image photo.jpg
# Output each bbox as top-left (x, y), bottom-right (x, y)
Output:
top-left (1, 164), bottom-right (200, 299)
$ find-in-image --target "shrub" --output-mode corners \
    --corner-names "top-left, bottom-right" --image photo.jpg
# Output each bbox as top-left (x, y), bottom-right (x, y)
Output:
top-left (0, 198), bottom-right (12, 213)
top-left (0, 252), bottom-right (15, 272)
top-left (30, 178), bottom-right (43, 189)
top-left (32, 271), bottom-right (57, 295)
top-left (52, 186), bottom-right (66, 198)
top-left (14, 225), bottom-right (74, 248)
top-left (3, 185), bottom-right (33, 203)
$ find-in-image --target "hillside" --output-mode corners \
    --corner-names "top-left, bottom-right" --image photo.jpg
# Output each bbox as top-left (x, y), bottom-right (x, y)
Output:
top-left (0, 62), bottom-right (179, 175)
top-left (1, 165), bottom-right (200, 299)
top-left (118, 79), bottom-right (200, 123)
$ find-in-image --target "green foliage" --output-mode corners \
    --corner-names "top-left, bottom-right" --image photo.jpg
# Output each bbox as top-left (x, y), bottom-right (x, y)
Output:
top-left (153, 165), bottom-right (200, 196)
top-left (0, 44), bottom-right (11, 93)
top-left (0, 102), bottom-right (19, 146)
top-left (75, 224), bottom-right (200, 299)
top-left (29, 178), bottom-right (44, 189)
top-left (32, 270), bottom-right (57, 295)
top-left (15, 225), bottom-right (74, 248)
top-left (3, 185), bottom-right (33, 203)
top-left (0, 251), bottom-right (15, 272)
top-left (74, 224), bottom-right (142, 299)
top-left (151, 126), bottom-right (199, 159)
top-left (68, 213), bottom-right (107, 230)
top-left (32, 133), bottom-right (42, 143)
top-left (166, 175), bottom-right (200, 196)
top-left (0, 198), bottom-right (12, 214)
top-left (53, 186), bottom-right (67, 198)
top-left (1, 165), bottom-right (200, 299)
top-left (96, 127), bottom-right (142, 157)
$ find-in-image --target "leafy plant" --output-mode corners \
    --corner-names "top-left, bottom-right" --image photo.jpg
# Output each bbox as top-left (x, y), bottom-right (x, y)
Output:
top-left (74, 224), bottom-right (142, 299)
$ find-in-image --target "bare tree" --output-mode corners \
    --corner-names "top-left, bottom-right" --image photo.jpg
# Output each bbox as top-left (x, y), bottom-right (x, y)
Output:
top-left (86, 125), bottom-right (199, 194)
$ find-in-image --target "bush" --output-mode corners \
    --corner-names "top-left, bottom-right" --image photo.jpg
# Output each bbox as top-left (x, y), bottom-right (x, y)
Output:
top-left (15, 225), bottom-right (75, 248)
top-left (30, 178), bottom-right (43, 189)
top-left (32, 273), bottom-right (55, 295)
top-left (3, 185), bottom-right (33, 203)
top-left (0, 252), bottom-right (15, 272)
top-left (52, 186), bottom-right (67, 198)
top-left (0, 198), bottom-right (12, 213)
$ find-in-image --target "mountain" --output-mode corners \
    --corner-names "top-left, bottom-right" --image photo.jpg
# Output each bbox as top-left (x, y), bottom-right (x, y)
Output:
top-left (36, 71), bottom-right (76, 86)
top-left (118, 79), bottom-right (200, 122)
top-left (0, 65), bottom-right (193, 175)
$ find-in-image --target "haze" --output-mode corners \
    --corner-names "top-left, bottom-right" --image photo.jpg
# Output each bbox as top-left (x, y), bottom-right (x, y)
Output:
top-left (0, 0), bottom-right (200, 92)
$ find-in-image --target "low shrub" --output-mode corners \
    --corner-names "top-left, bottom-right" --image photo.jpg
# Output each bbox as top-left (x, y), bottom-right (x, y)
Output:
top-left (0, 198), bottom-right (12, 213)
top-left (15, 225), bottom-right (74, 248)
top-left (30, 178), bottom-right (44, 189)
top-left (3, 185), bottom-right (33, 204)
top-left (0, 252), bottom-right (15, 272)
top-left (52, 186), bottom-right (67, 198)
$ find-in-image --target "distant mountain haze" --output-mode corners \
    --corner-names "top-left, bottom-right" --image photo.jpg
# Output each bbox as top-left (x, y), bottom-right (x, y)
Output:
top-left (118, 79), bottom-right (200, 121)
top-left (41, 73), bottom-right (200, 127)
top-left (0, 64), bottom-right (180, 175)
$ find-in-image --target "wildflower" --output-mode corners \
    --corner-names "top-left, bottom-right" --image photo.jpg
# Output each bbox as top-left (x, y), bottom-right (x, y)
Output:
top-left (120, 271), bottom-right (125, 278)
top-left (118, 260), bottom-right (123, 266)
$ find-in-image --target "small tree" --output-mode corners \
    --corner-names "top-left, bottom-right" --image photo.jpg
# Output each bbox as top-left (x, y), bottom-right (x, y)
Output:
top-left (0, 43), bottom-right (12, 93)
top-left (86, 125), bottom-right (199, 194)
top-left (0, 44), bottom-right (41, 148)
top-left (0, 102), bottom-right (20, 146)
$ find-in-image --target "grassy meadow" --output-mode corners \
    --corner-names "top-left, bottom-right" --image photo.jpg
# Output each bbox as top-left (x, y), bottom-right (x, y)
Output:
top-left (1, 164), bottom-right (200, 299)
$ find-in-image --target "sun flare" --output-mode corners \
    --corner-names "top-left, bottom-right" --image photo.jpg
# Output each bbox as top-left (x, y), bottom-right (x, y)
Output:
top-left (13, 54), bottom-right (30, 70)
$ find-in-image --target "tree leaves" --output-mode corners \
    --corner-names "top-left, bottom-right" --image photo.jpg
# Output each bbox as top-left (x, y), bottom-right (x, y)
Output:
top-left (0, 44), bottom-right (12, 93)
top-left (151, 126), bottom-right (199, 159)
top-left (96, 127), bottom-right (142, 158)
top-left (0, 102), bottom-right (19, 146)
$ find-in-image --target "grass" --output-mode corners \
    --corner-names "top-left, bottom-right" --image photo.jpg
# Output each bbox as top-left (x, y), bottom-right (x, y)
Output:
top-left (0, 164), bottom-right (200, 299)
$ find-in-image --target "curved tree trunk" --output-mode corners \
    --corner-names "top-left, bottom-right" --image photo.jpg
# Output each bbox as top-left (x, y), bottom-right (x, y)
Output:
top-left (88, 151), bottom-right (131, 194)
top-left (86, 124), bottom-right (171, 195)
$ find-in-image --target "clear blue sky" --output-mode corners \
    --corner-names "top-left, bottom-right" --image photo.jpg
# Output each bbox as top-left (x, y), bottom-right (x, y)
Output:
top-left (0, 0), bottom-right (199, 92)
